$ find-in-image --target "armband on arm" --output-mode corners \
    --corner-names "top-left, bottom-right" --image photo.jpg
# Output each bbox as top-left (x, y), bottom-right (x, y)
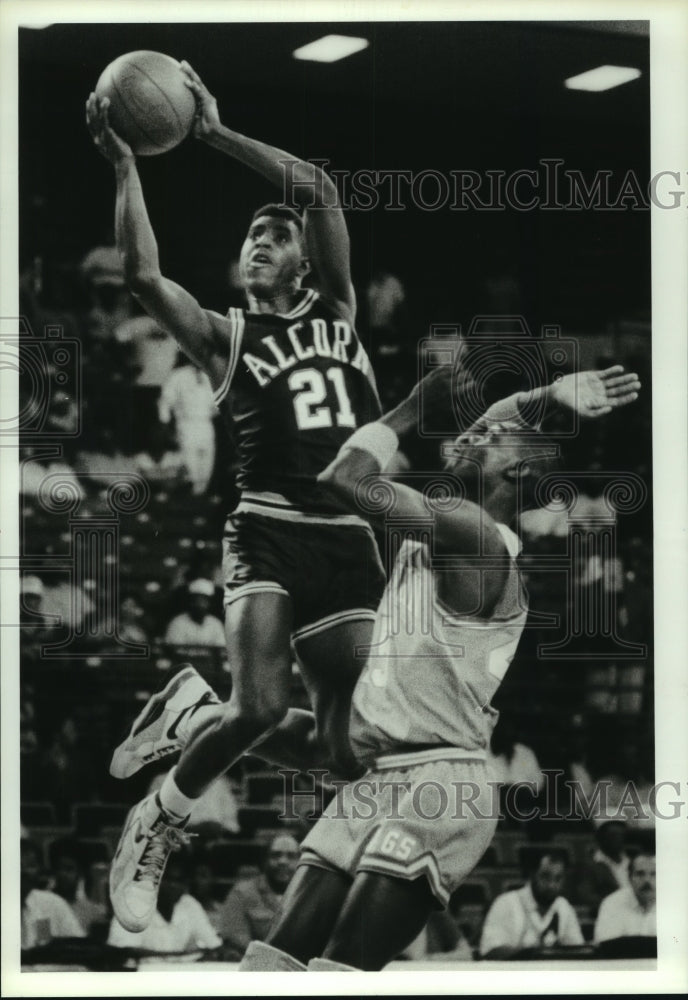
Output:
top-left (339, 422), bottom-right (400, 471)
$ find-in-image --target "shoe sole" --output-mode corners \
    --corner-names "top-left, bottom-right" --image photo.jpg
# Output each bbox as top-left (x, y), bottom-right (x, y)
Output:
top-left (110, 665), bottom-right (199, 779)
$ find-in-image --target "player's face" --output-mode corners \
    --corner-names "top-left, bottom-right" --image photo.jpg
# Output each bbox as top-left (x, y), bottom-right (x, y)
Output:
top-left (445, 428), bottom-right (526, 490)
top-left (630, 856), bottom-right (656, 907)
top-left (239, 216), bottom-right (306, 296)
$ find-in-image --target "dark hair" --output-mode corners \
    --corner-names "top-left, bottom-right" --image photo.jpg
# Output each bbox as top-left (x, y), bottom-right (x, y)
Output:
top-left (49, 838), bottom-right (87, 873)
top-left (522, 847), bottom-right (568, 877)
top-left (250, 203), bottom-right (304, 233)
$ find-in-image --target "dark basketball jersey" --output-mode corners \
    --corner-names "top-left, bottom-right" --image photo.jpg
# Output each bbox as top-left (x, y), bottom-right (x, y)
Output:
top-left (213, 289), bottom-right (381, 511)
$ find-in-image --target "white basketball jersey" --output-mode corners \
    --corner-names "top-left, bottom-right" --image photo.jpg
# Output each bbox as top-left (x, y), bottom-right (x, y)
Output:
top-left (349, 524), bottom-right (528, 765)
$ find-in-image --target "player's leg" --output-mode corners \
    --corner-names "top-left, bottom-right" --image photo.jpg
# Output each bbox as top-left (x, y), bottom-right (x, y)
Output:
top-left (262, 864), bottom-right (353, 965)
top-left (294, 617), bottom-right (373, 779)
top-left (109, 591), bottom-right (294, 932)
top-left (173, 590), bottom-right (294, 795)
top-left (322, 871), bottom-right (437, 970)
top-left (250, 707), bottom-right (321, 772)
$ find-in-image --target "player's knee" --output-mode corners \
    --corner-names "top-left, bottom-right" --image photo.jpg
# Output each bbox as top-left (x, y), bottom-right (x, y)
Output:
top-left (221, 696), bottom-right (288, 742)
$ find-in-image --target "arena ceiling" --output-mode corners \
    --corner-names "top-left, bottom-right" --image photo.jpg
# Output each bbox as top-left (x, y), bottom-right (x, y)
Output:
top-left (19, 19), bottom-right (651, 329)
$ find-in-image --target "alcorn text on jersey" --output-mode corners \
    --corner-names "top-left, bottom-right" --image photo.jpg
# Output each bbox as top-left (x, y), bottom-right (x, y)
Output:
top-left (213, 289), bottom-right (380, 512)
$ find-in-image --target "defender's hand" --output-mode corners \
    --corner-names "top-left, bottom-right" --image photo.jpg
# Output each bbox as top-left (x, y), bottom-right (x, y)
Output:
top-left (180, 61), bottom-right (221, 139)
top-left (86, 93), bottom-right (134, 165)
top-left (551, 365), bottom-right (641, 418)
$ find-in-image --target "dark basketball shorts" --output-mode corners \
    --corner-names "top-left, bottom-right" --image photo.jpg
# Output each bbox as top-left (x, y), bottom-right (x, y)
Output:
top-left (222, 494), bottom-right (386, 642)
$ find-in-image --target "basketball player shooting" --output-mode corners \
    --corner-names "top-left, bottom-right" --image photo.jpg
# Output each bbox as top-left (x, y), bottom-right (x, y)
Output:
top-left (85, 63), bottom-right (386, 934)
top-left (234, 364), bottom-right (641, 971)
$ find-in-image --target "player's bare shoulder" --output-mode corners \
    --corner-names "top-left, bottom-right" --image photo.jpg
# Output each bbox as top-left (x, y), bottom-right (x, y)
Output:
top-left (202, 308), bottom-right (245, 392)
top-left (434, 505), bottom-right (514, 618)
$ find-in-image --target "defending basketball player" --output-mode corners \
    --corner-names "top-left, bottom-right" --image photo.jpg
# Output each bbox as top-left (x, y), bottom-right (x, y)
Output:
top-left (86, 64), bottom-right (385, 933)
top-left (235, 364), bottom-right (641, 971)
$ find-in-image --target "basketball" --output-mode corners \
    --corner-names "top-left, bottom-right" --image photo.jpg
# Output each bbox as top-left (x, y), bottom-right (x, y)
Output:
top-left (95, 51), bottom-right (196, 156)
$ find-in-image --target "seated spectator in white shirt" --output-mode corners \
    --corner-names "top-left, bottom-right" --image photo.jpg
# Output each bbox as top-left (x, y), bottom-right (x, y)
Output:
top-left (216, 834), bottom-right (300, 961)
top-left (159, 361), bottom-right (218, 496)
top-left (108, 854), bottom-right (221, 955)
top-left (49, 843), bottom-right (110, 941)
top-left (164, 579), bottom-right (225, 648)
top-left (594, 850), bottom-right (656, 944)
top-left (21, 840), bottom-right (85, 950)
top-left (577, 820), bottom-right (631, 915)
top-left (479, 851), bottom-right (584, 959)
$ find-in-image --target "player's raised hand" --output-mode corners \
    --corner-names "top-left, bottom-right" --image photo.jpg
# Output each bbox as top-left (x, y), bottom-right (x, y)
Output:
top-left (552, 365), bottom-right (641, 418)
top-left (86, 93), bottom-right (134, 165)
top-left (180, 61), bottom-right (221, 139)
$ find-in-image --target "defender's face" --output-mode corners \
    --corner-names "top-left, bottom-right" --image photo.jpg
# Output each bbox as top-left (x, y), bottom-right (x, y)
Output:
top-left (445, 428), bottom-right (526, 485)
top-left (239, 216), bottom-right (306, 296)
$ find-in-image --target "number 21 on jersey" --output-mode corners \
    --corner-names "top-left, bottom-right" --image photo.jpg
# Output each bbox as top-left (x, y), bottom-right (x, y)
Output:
top-left (288, 366), bottom-right (356, 430)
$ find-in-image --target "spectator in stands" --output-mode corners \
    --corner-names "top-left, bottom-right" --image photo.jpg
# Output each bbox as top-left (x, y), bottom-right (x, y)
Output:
top-left (19, 576), bottom-right (54, 661)
top-left (189, 855), bottom-right (227, 935)
top-left (79, 246), bottom-right (135, 452)
top-left (114, 314), bottom-right (180, 454)
top-left (133, 420), bottom-right (187, 487)
top-left (487, 717), bottom-right (544, 836)
top-left (216, 833), bottom-right (300, 960)
top-left (20, 684), bottom-right (41, 799)
top-left (164, 578), bottom-right (225, 648)
top-left (20, 575), bottom-right (49, 625)
top-left (577, 821), bottom-right (630, 915)
top-left (21, 839), bottom-right (84, 950)
top-left (117, 592), bottom-right (149, 647)
top-left (479, 851), bottom-right (583, 958)
top-left (159, 360), bottom-right (218, 496)
top-left (165, 556), bottom-right (225, 631)
top-left (594, 850), bottom-right (656, 944)
top-left (50, 842), bottom-right (109, 939)
top-left (37, 715), bottom-right (97, 824)
top-left (487, 718), bottom-right (545, 793)
top-left (21, 446), bottom-right (85, 503)
top-left (108, 853), bottom-right (222, 955)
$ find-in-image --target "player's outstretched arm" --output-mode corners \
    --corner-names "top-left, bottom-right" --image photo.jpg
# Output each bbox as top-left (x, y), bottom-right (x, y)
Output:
top-left (481, 365), bottom-right (641, 428)
top-left (180, 61), bottom-right (355, 321)
top-left (86, 94), bottom-right (223, 371)
top-left (317, 424), bottom-right (504, 560)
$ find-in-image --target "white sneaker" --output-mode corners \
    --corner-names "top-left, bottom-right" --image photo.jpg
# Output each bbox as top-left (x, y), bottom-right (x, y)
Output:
top-left (110, 665), bottom-right (220, 779)
top-left (109, 793), bottom-right (192, 932)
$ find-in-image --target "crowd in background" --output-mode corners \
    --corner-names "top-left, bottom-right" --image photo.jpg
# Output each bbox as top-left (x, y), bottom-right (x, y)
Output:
top-left (17, 244), bottom-right (655, 964)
